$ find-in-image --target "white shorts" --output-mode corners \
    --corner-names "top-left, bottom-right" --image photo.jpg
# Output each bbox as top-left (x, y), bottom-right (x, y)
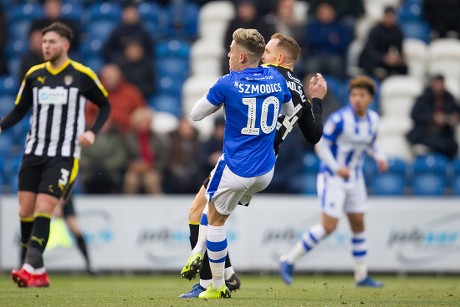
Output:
top-left (206, 157), bottom-right (274, 215)
top-left (316, 172), bottom-right (367, 218)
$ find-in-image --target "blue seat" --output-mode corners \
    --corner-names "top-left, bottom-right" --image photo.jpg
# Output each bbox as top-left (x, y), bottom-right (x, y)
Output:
top-left (155, 57), bottom-right (189, 79)
top-left (412, 154), bottom-right (449, 195)
top-left (0, 130), bottom-right (14, 155)
top-left (300, 151), bottom-right (320, 195)
top-left (0, 77), bottom-right (18, 95)
top-left (7, 57), bottom-right (22, 81)
top-left (80, 38), bottom-right (104, 58)
top-left (372, 158), bottom-right (407, 195)
top-left (8, 3), bottom-right (43, 22)
top-left (85, 56), bottom-right (105, 74)
top-left (401, 21), bottom-right (431, 43)
top-left (0, 95), bottom-right (16, 115)
top-left (165, 2), bottom-right (199, 38)
top-left (85, 20), bottom-right (118, 43)
top-left (8, 20), bottom-right (32, 41)
top-left (5, 38), bottom-right (29, 59)
top-left (87, 2), bottom-right (122, 22)
top-left (156, 76), bottom-right (183, 95)
top-left (362, 154), bottom-right (378, 187)
top-left (452, 158), bottom-right (460, 195)
top-left (137, 2), bottom-right (161, 21)
top-left (61, 2), bottom-right (83, 22)
top-left (155, 39), bottom-right (191, 59)
top-left (148, 93), bottom-right (182, 118)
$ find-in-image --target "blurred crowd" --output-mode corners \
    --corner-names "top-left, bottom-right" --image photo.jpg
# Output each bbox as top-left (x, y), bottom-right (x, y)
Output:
top-left (1, 0), bottom-right (460, 195)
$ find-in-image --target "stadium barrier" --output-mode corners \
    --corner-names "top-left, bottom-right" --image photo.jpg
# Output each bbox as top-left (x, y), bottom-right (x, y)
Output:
top-left (1, 196), bottom-right (459, 273)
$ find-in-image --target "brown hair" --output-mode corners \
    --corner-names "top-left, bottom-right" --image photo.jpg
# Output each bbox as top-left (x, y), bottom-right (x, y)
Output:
top-left (232, 28), bottom-right (265, 61)
top-left (270, 33), bottom-right (301, 63)
top-left (349, 75), bottom-right (376, 96)
top-left (42, 22), bottom-right (73, 42)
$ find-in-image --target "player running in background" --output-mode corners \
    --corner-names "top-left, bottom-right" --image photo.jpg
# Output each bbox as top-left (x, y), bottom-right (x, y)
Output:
top-left (186, 28), bottom-right (295, 299)
top-left (0, 22), bottom-right (110, 288)
top-left (56, 195), bottom-right (97, 276)
top-left (279, 76), bottom-right (388, 287)
top-left (179, 32), bottom-right (327, 298)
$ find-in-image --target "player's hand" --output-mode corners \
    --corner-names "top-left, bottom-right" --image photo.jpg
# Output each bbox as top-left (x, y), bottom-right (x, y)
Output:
top-left (309, 73), bottom-right (327, 100)
top-left (337, 167), bottom-right (350, 179)
top-left (79, 131), bottom-right (96, 147)
top-left (377, 159), bottom-right (388, 173)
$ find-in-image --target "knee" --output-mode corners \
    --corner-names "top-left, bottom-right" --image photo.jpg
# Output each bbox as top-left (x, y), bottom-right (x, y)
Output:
top-left (323, 222), bottom-right (337, 234)
top-left (18, 206), bottom-right (34, 219)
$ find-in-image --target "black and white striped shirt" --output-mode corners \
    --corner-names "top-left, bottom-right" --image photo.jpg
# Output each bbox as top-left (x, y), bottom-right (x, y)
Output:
top-left (1, 60), bottom-right (110, 158)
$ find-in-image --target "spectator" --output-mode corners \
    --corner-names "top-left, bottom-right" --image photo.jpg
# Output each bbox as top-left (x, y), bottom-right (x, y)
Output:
top-left (114, 40), bottom-right (155, 99)
top-left (29, 0), bottom-right (81, 51)
top-left (0, 4), bottom-right (8, 75)
top-left (86, 64), bottom-right (146, 133)
top-left (223, 0), bottom-right (276, 73)
top-left (80, 119), bottom-right (129, 194)
top-left (102, 3), bottom-right (153, 62)
top-left (304, 3), bottom-right (353, 79)
top-left (406, 75), bottom-right (460, 159)
top-left (423, 0), bottom-right (460, 39)
top-left (307, 0), bottom-right (364, 26)
top-left (124, 107), bottom-right (170, 194)
top-left (163, 117), bottom-right (202, 194)
top-left (359, 6), bottom-right (407, 80)
top-left (19, 29), bottom-right (44, 82)
top-left (266, 0), bottom-right (305, 45)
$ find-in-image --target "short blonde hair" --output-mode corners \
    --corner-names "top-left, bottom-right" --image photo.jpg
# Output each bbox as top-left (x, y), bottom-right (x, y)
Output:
top-left (232, 28), bottom-right (265, 61)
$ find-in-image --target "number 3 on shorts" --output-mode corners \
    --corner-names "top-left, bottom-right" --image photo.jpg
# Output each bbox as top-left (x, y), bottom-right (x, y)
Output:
top-left (59, 168), bottom-right (70, 187)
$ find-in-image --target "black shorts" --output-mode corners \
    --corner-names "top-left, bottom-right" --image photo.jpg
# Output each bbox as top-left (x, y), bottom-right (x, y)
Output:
top-left (18, 154), bottom-right (78, 199)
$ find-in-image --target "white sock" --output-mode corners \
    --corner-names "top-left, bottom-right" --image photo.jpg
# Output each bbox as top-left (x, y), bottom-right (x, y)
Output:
top-left (351, 231), bottom-right (368, 282)
top-left (207, 225), bottom-right (227, 289)
top-left (224, 266), bottom-right (235, 280)
top-left (286, 224), bottom-right (326, 263)
top-left (23, 263), bottom-right (46, 274)
top-left (192, 205), bottom-right (209, 255)
top-left (200, 279), bottom-right (212, 289)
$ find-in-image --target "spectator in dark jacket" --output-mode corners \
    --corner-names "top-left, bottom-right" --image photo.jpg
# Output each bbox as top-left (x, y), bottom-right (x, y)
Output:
top-left (114, 40), bottom-right (155, 99)
top-left (359, 6), bottom-right (407, 80)
top-left (29, 0), bottom-right (81, 51)
top-left (19, 29), bottom-right (44, 81)
top-left (304, 3), bottom-right (353, 79)
top-left (102, 3), bottom-right (153, 62)
top-left (406, 75), bottom-right (460, 159)
top-left (423, 0), bottom-right (460, 39)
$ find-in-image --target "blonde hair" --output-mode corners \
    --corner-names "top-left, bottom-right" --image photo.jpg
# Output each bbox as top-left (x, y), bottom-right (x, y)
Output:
top-left (270, 33), bottom-right (301, 64)
top-left (232, 28), bottom-right (265, 62)
top-left (349, 75), bottom-right (376, 96)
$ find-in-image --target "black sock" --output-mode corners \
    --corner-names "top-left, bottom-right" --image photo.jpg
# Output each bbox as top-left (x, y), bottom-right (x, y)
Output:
top-left (189, 223), bottom-right (199, 249)
top-left (25, 215), bottom-right (51, 269)
top-left (75, 234), bottom-right (91, 267)
top-left (20, 218), bottom-right (34, 266)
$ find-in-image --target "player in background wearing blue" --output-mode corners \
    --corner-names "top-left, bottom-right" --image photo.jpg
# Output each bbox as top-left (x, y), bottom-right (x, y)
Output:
top-left (279, 76), bottom-right (388, 287)
top-left (179, 33), bottom-right (327, 298)
top-left (187, 28), bottom-right (295, 299)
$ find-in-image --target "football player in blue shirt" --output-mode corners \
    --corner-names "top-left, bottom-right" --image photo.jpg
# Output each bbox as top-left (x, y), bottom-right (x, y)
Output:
top-left (179, 33), bottom-right (327, 298)
top-left (279, 76), bottom-right (388, 287)
top-left (186, 28), bottom-right (295, 299)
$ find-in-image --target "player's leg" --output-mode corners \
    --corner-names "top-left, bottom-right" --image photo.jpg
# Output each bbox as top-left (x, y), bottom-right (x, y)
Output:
top-left (198, 166), bottom-right (273, 299)
top-left (62, 196), bottom-right (97, 276)
top-left (345, 178), bottom-right (382, 287)
top-left (279, 174), bottom-right (343, 285)
top-left (18, 192), bottom-right (36, 266)
top-left (180, 179), bottom-right (240, 298)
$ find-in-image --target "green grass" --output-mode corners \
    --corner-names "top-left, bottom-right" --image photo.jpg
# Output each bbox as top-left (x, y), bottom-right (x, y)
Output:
top-left (1, 273), bottom-right (459, 306)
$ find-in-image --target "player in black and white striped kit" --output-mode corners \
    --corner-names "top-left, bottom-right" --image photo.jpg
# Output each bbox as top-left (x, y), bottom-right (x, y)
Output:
top-left (0, 22), bottom-right (110, 288)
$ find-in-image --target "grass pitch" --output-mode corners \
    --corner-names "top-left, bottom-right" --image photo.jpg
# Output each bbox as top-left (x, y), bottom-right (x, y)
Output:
top-left (1, 273), bottom-right (459, 306)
